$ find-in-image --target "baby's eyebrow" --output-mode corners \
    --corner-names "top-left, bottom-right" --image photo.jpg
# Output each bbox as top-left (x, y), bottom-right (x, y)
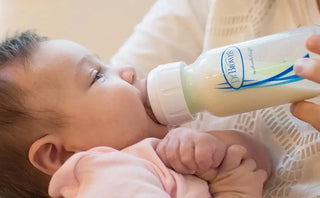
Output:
top-left (75, 53), bottom-right (100, 87)
top-left (76, 53), bottom-right (99, 67)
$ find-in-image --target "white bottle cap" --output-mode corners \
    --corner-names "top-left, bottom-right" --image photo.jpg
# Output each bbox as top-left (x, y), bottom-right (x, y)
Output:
top-left (147, 62), bottom-right (195, 125)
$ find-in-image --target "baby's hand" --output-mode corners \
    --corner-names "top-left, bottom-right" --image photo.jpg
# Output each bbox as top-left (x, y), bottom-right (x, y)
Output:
top-left (291, 34), bottom-right (320, 131)
top-left (156, 127), bottom-right (226, 180)
top-left (209, 145), bottom-right (268, 198)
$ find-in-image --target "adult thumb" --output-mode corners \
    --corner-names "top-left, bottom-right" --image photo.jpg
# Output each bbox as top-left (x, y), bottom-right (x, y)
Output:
top-left (290, 101), bottom-right (320, 132)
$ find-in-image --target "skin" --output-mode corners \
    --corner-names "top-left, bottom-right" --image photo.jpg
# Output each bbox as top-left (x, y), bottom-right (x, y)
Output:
top-left (292, 35), bottom-right (320, 131)
top-left (157, 129), bottom-right (268, 198)
top-left (8, 33), bottom-right (315, 198)
top-left (4, 39), bottom-right (170, 174)
top-left (22, 39), bottom-right (168, 152)
top-left (156, 127), bottom-right (227, 176)
top-left (158, 128), bottom-right (272, 180)
top-left (6, 39), bottom-right (270, 185)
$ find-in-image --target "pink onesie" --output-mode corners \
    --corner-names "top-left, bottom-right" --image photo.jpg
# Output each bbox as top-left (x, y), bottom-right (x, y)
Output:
top-left (49, 138), bottom-right (211, 198)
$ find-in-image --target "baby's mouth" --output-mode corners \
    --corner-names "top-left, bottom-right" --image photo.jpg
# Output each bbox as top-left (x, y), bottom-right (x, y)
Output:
top-left (135, 78), bottom-right (161, 124)
top-left (145, 104), bottom-right (160, 124)
top-left (144, 86), bottom-right (161, 124)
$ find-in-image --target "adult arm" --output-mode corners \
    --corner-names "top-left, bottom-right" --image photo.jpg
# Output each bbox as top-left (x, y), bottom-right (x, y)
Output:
top-left (109, 0), bottom-right (210, 77)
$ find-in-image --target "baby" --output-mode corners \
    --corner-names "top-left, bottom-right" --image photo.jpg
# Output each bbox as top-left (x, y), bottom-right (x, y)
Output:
top-left (0, 31), bottom-right (271, 198)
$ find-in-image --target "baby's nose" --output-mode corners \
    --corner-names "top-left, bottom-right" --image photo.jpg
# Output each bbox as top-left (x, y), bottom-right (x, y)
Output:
top-left (116, 66), bottom-right (136, 84)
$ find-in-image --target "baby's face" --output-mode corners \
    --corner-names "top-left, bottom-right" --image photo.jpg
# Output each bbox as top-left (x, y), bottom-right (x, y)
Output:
top-left (15, 39), bottom-right (167, 151)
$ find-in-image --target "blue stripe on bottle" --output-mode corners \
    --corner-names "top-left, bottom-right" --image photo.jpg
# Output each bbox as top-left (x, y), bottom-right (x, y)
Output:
top-left (217, 54), bottom-right (309, 90)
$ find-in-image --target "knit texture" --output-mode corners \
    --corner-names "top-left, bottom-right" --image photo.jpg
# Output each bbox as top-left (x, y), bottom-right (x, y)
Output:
top-left (199, 0), bottom-right (320, 197)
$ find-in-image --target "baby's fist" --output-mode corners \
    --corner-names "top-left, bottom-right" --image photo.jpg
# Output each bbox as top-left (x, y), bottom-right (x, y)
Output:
top-left (156, 127), bottom-right (226, 180)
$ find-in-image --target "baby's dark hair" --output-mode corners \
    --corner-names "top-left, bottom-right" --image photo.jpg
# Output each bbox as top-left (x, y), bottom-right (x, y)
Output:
top-left (0, 31), bottom-right (57, 198)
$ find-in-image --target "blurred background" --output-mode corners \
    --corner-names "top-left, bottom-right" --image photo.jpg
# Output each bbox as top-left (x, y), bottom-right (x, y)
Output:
top-left (0, 0), bottom-right (155, 62)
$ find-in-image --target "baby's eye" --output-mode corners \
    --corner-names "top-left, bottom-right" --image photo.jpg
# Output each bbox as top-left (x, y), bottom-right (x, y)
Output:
top-left (92, 70), bottom-right (105, 84)
top-left (95, 73), bottom-right (104, 81)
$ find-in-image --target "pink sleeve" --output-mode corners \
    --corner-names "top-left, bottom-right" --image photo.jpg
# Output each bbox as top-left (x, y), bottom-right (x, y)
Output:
top-left (49, 148), bottom-right (171, 198)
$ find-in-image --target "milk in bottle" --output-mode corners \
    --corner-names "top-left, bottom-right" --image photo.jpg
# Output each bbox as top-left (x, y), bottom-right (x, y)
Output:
top-left (147, 25), bottom-right (320, 125)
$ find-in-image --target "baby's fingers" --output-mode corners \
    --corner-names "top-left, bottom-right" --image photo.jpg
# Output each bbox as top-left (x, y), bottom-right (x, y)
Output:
top-left (179, 138), bottom-right (198, 171)
top-left (194, 140), bottom-right (224, 171)
top-left (290, 101), bottom-right (320, 132)
top-left (255, 169), bottom-right (268, 184)
top-left (166, 137), bottom-right (194, 174)
top-left (156, 137), bottom-right (170, 167)
top-left (220, 145), bottom-right (247, 172)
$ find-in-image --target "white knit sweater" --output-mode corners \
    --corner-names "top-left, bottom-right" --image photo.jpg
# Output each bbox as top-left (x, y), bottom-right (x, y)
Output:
top-left (202, 1), bottom-right (320, 198)
top-left (110, 0), bottom-right (320, 197)
top-left (204, 0), bottom-right (320, 50)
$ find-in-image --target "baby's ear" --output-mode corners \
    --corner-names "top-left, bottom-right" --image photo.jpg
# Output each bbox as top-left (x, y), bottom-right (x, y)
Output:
top-left (28, 135), bottom-right (73, 175)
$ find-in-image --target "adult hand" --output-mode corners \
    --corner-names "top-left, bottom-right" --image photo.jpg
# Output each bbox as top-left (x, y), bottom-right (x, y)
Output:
top-left (209, 145), bottom-right (267, 198)
top-left (291, 34), bottom-right (320, 131)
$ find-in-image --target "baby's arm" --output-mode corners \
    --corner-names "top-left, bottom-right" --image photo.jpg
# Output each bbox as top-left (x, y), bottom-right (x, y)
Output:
top-left (291, 34), bottom-right (320, 131)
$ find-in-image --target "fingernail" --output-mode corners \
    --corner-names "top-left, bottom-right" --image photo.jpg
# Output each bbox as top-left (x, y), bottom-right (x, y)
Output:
top-left (294, 58), bottom-right (308, 74)
top-left (294, 64), bottom-right (303, 74)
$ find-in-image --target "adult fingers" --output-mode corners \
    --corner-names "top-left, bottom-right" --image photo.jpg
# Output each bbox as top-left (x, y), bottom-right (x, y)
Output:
top-left (290, 101), bottom-right (320, 131)
top-left (306, 34), bottom-right (320, 54)
top-left (293, 34), bottom-right (320, 82)
top-left (294, 58), bottom-right (320, 83)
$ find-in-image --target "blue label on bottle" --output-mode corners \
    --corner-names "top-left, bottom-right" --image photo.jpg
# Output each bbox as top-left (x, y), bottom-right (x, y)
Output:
top-left (221, 46), bottom-right (244, 89)
top-left (218, 47), bottom-right (307, 91)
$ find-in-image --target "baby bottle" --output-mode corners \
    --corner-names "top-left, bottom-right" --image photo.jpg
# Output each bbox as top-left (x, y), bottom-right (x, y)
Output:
top-left (147, 25), bottom-right (320, 125)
